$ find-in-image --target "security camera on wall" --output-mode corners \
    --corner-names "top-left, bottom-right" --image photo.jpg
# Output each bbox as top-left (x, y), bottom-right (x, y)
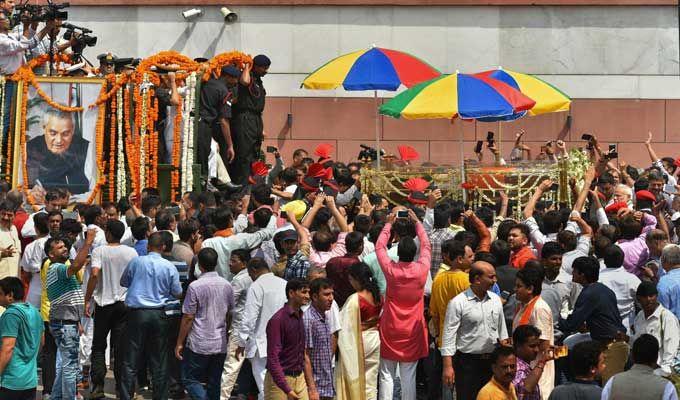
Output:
top-left (220, 7), bottom-right (238, 23)
top-left (181, 8), bottom-right (203, 20)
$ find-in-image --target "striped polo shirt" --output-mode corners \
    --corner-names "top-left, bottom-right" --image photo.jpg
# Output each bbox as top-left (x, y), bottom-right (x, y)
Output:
top-left (46, 263), bottom-right (84, 322)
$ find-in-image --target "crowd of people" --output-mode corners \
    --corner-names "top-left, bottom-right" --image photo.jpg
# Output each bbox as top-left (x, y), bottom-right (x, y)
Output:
top-left (0, 130), bottom-right (680, 400)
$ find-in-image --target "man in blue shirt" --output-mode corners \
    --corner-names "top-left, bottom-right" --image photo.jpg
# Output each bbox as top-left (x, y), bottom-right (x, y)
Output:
top-left (0, 277), bottom-right (44, 400)
top-left (558, 256), bottom-right (628, 383)
top-left (658, 244), bottom-right (680, 320)
top-left (119, 232), bottom-right (182, 400)
top-left (130, 217), bottom-right (150, 257)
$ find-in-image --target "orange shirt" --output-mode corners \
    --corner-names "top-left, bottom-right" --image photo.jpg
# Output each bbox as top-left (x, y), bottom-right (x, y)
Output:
top-left (510, 246), bottom-right (535, 269)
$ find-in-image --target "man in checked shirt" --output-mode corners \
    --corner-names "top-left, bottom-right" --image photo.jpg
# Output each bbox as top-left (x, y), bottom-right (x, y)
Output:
top-left (303, 278), bottom-right (335, 400)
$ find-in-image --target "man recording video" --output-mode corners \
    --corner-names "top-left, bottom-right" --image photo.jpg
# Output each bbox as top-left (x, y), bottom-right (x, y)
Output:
top-left (0, 8), bottom-right (54, 75)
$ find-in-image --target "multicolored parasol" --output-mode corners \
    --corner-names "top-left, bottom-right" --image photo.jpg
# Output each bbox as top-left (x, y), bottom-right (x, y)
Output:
top-left (473, 67), bottom-right (571, 122)
top-left (301, 47), bottom-right (440, 91)
top-left (379, 72), bottom-right (536, 120)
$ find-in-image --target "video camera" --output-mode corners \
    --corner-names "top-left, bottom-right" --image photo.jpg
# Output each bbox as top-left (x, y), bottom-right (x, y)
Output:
top-left (14, 0), bottom-right (69, 24)
top-left (358, 144), bottom-right (384, 163)
top-left (113, 57), bottom-right (140, 72)
top-left (61, 22), bottom-right (97, 62)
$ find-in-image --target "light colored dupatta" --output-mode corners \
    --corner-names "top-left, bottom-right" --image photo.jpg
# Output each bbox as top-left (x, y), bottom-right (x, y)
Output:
top-left (336, 293), bottom-right (366, 400)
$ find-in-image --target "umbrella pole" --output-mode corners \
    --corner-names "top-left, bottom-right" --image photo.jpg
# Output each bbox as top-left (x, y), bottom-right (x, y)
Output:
top-left (375, 90), bottom-right (381, 170)
top-left (498, 121), bottom-right (502, 158)
top-left (459, 121), bottom-right (466, 203)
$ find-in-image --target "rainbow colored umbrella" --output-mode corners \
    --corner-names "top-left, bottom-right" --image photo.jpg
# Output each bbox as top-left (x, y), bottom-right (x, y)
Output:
top-left (301, 47), bottom-right (440, 91)
top-left (379, 72), bottom-right (536, 120)
top-left (473, 68), bottom-right (571, 122)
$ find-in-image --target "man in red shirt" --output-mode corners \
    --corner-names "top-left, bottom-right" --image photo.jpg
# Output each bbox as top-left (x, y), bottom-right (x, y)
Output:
top-left (325, 232), bottom-right (363, 307)
top-left (508, 224), bottom-right (536, 269)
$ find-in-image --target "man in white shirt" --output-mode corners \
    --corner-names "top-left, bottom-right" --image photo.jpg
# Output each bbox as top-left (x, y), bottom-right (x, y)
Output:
top-left (557, 218), bottom-right (592, 280)
top-left (0, 200), bottom-right (20, 281)
top-left (20, 212), bottom-right (49, 308)
top-left (440, 261), bottom-right (509, 400)
top-left (522, 180), bottom-right (563, 256)
top-left (632, 281), bottom-right (680, 376)
top-left (599, 244), bottom-right (641, 333)
top-left (20, 189), bottom-right (63, 239)
top-left (234, 257), bottom-right (287, 400)
top-left (83, 219), bottom-right (138, 399)
top-left (220, 249), bottom-right (253, 400)
top-left (202, 208), bottom-right (276, 281)
top-left (75, 204), bottom-right (108, 386)
top-left (0, 10), bottom-right (53, 74)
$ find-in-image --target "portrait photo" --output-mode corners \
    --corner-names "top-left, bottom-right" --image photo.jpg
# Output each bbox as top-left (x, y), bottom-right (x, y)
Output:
top-left (13, 77), bottom-right (104, 204)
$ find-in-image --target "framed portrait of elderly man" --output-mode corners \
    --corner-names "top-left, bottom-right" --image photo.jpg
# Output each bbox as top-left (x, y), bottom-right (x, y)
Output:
top-left (12, 77), bottom-right (105, 204)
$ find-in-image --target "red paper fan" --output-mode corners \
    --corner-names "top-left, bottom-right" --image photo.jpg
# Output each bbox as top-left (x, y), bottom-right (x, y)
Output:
top-left (403, 177), bottom-right (430, 193)
top-left (398, 145), bottom-right (420, 162)
top-left (314, 143), bottom-right (334, 159)
top-left (251, 161), bottom-right (269, 177)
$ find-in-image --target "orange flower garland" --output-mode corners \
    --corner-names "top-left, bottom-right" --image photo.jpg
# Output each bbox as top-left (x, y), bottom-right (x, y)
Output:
top-left (135, 51), bottom-right (199, 86)
top-left (124, 84), bottom-right (139, 196)
top-left (86, 83), bottom-right (107, 205)
top-left (12, 54), bottom-right (84, 112)
top-left (171, 101), bottom-right (182, 201)
top-left (4, 106), bottom-right (12, 180)
top-left (89, 73), bottom-right (130, 109)
top-left (30, 77), bottom-right (83, 112)
top-left (202, 51), bottom-right (252, 81)
top-left (108, 85), bottom-right (117, 202)
top-left (150, 94), bottom-right (159, 187)
top-left (18, 84), bottom-right (36, 209)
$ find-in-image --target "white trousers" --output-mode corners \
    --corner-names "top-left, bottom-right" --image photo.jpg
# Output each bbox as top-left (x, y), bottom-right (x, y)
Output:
top-left (220, 330), bottom-right (246, 400)
top-left (208, 138), bottom-right (231, 182)
top-left (250, 355), bottom-right (268, 400)
top-left (378, 358), bottom-right (417, 400)
top-left (79, 315), bottom-right (94, 367)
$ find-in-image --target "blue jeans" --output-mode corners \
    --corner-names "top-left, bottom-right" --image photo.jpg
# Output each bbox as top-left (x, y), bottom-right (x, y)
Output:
top-left (50, 322), bottom-right (80, 400)
top-left (181, 348), bottom-right (227, 400)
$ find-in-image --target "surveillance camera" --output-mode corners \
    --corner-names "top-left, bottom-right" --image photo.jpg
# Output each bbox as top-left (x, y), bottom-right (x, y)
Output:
top-left (220, 7), bottom-right (238, 23)
top-left (181, 8), bottom-right (203, 20)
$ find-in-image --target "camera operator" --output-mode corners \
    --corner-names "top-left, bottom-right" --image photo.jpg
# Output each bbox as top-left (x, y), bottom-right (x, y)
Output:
top-left (0, 11), bottom-right (55, 75)
top-left (18, 20), bottom-right (76, 74)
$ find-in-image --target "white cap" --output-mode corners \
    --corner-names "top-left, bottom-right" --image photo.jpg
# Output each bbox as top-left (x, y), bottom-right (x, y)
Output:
top-left (671, 212), bottom-right (680, 223)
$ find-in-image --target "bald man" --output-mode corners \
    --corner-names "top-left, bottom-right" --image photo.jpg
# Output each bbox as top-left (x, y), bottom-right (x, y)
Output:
top-left (440, 261), bottom-right (510, 400)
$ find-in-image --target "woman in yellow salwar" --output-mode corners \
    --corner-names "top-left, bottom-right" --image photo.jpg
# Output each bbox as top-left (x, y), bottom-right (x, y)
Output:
top-left (336, 262), bottom-right (382, 400)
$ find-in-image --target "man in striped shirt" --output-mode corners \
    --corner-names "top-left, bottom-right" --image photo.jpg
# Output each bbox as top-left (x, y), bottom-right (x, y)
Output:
top-left (45, 229), bottom-right (94, 400)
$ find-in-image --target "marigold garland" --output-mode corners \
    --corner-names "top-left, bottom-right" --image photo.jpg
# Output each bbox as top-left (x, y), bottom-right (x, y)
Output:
top-left (0, 76), bottom-right (6, 179)
top-left (171, 101), bottom-right (182, 201)
top-left (4, 91), bottom-right (12, 181)
top-left (89, 73), bottom-right (129, 109)
top-left (202, 51), bottom-right (252, 81)
top-left (124, 84), bottom-right (140, 195)
top-left (135, 51), bottom-right (199, 86)
top-left (18, 84), bottom-right (35, 208)
top-left (86, 84), bottom-right (107, 205)
top-left (116, 87), bottom-right (126, 201)
top-left (108, 83), bottom-right (117, 202)
top-left (12, 54), bottom-right (83, 112)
